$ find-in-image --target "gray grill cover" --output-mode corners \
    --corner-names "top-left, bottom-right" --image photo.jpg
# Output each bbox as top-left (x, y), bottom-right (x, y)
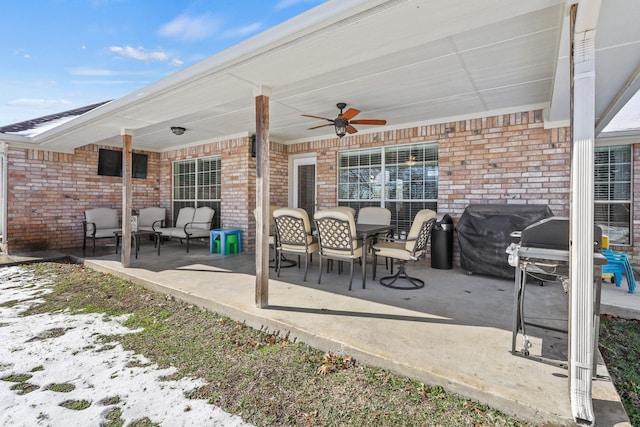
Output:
top-left (456, 204), bottom-right (553, 278)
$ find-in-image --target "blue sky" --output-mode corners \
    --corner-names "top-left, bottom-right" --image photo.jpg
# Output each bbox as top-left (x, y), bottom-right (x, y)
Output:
top-left (0, 0), bottom-right (325, 125)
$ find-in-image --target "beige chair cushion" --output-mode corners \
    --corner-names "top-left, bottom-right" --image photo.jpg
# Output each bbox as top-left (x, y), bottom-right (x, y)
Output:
top-left (174, 207), bottom-right (195, 228)
top-left (405, 209), bottom-right (436, 252)
top-left (190, 207), bottom-right (215, 230)
top-left (169, 228), bottom-right (210, 239)
top-left (314, 209), bottom-right (357, 236)
top-left (372, 241), bottom-right (411, 260)
top-left (273, 207), bottom-right (318, 253)
top-left (323, 206), bottom-right (356, 217)
top-left (138, 207), bottom-right (166, 230)
top-left (357, 207), bottom-right (391, 225)
top-left (84, 208), bottom-right (119, 238)
top-left (314, 209), bottom-right (362, 258)
top-left (159, 206), bottom-right (214, 238)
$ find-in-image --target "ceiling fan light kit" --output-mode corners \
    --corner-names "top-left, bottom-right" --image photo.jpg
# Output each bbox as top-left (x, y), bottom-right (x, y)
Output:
top-left (302, 102), bottom-right (386, 138)
top-left (334, 118), bottom-right (348, 138)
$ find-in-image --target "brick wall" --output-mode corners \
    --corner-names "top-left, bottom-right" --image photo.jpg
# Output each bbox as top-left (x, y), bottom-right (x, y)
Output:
top-left (294, 110), bottom-right (570, 215)
top-left (290, 109), bottom-right (572, 265)
top-left (6, 145), bottom-right (161, 251)
top-left (159, 136), bottom-right (288, 252)
top-left (10, 109), bottom-right (636, 268)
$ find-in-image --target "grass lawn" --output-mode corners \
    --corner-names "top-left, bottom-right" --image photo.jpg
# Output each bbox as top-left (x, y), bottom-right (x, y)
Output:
top-left (11, 262), bottom-right (639, 426)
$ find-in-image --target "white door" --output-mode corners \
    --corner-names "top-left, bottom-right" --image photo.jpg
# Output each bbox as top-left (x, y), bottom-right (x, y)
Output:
top-left (292, 156), bottom-right (316, 220)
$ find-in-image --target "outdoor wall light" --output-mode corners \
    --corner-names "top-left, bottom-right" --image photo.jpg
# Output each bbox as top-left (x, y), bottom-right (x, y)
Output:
top-left (334, 118), bottom-right (348, 138)
top-left (170, 126), bottom-right (186, 136)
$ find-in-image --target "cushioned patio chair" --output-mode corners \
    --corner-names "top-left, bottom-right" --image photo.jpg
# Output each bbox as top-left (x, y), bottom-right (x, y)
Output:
top-left (357, 206), bottom-right (392, 268)
top-left (314, 209), bottom-right (364, 290)
top-left (324, 206), bottom-right (356, 217)
top-left (253, 206), bottom-right (291, 268)
top-left (83, 207), bottom-right (120, 255)
top-left (154, 206), bottom-right (214, 252)
top-left (372, 209), bottom-right (436, 289)
top-left (273, 207), bottom-right (318, 281)
top-left (138, 207), bottom-right (166, 232)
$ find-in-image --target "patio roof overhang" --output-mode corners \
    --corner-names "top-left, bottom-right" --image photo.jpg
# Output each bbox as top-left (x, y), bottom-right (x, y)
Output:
top-left (4, 0), bottom-right (638, 153)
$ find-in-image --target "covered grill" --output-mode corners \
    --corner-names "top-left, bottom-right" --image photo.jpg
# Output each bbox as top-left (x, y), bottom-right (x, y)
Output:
top-left (456, 204), bottom-right (553, 278)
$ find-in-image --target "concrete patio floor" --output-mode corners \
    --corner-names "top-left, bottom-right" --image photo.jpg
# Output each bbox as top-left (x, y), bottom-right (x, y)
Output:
top-left (1, 239), bottom-right (636, 426)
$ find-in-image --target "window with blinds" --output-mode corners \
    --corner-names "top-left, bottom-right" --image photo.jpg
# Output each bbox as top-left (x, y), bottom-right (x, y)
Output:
top-left (594, 145), bottom-right (632, 245)
top-left (338, 142), bottom-right (438, 234)
top-left (173, 156), bottom-right (221, 228)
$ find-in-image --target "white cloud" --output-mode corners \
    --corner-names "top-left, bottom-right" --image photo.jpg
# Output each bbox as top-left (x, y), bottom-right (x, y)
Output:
top-left (69, 67), bottom-right (115, 76)
top-left (14, 48), bottom-right (31, 59)
top-left (275, 0), bottom-right (318, 10)
top-left (158, 13), bottom-right (220, 42)
top-left (109, 45), bottom-right (169, 62)
top-left (71, 79), bottom-right (149, 85)
top-left (68, 67), bottom-right (155, 77)
top-left (169, 58), bottom-right (184, 67)
top-left (222, 22), bottom-right (263, 38)
top-left (6, 98), bottom-right (72, 109)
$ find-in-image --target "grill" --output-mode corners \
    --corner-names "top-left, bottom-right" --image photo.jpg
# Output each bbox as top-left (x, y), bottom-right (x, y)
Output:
top-left (519, 216), bottom-right (602, 252)
top-left (509, 217), bottom-right (605, 368)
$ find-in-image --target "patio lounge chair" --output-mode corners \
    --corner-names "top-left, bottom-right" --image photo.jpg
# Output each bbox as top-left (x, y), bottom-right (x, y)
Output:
top-left (273, 207), bottom-right (318, 281)
top-left (137, 207), bottom-right (166, 232)
top-left (154, 206), bottom-right (214, 252)
top-left (372, 209), bottom-right (436, 289)
top-left (83, 207), bottom-right (120, 255)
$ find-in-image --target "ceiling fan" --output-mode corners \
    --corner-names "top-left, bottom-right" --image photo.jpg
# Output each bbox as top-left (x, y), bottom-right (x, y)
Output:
top-left (302, 102), bottom-right (387, 138)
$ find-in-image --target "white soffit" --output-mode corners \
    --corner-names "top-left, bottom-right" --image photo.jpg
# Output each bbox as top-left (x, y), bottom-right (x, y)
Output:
top-left (28, 0), bottom-right (570, 152)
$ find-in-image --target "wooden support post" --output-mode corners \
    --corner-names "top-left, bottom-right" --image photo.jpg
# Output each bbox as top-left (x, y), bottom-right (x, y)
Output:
top-left (121, 129), bottom-right (133, 267)
top-left (255, 87), bottom-right (271, 308)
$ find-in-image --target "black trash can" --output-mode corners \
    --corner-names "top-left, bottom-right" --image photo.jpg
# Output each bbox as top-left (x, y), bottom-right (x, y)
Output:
top-left (431, 213), bottom-right (453, 269)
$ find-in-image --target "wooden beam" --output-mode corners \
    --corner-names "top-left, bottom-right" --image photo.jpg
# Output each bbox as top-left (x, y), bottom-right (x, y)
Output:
top-left (121, 129), bottom-right (133, 267)
top-left (255, 88), bottom-right (271, 308)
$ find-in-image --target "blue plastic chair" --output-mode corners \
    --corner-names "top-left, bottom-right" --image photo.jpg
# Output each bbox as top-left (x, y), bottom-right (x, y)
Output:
top-left (602, 248), bottom-right (636, 294)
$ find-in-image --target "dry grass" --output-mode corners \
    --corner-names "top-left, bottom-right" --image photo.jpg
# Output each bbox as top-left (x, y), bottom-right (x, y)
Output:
top-left (23, 261), bottom-right (629, 426)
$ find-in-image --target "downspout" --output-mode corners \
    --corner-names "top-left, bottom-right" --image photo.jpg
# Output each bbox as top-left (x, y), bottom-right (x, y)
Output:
top-left (569, 0), bottom-right (601, 424)
top-left (0, 143), bottom-right (6, 253)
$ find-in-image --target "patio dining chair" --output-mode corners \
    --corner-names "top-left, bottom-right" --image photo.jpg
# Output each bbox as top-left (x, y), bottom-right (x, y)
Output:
top-left (372, 209), bottom-right (436, 289)
top-left (314, 209), bottom-right (364, 290)
top-left (357, 206), bottom-right (392, 268)
top-left (253, 206), bottom-right (296, 268)
top-left (273, 208), bottom-right (318, 281)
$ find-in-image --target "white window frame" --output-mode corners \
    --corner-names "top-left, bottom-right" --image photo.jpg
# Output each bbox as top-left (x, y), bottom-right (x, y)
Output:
top-left (594, 145), bottom-right (632, 246)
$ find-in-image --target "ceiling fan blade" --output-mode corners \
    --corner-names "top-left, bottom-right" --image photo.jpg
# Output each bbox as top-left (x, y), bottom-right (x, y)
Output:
top-left (341, 108), bottom-right (360, 120)
top-left (301, 114), bottom-right (334, 122)
top-left (308, 123), bottom-right (334, 130)
top-left (346, 125), bottom-right (358, 134)
top-left (349, 119), bottom-right (387, 125)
